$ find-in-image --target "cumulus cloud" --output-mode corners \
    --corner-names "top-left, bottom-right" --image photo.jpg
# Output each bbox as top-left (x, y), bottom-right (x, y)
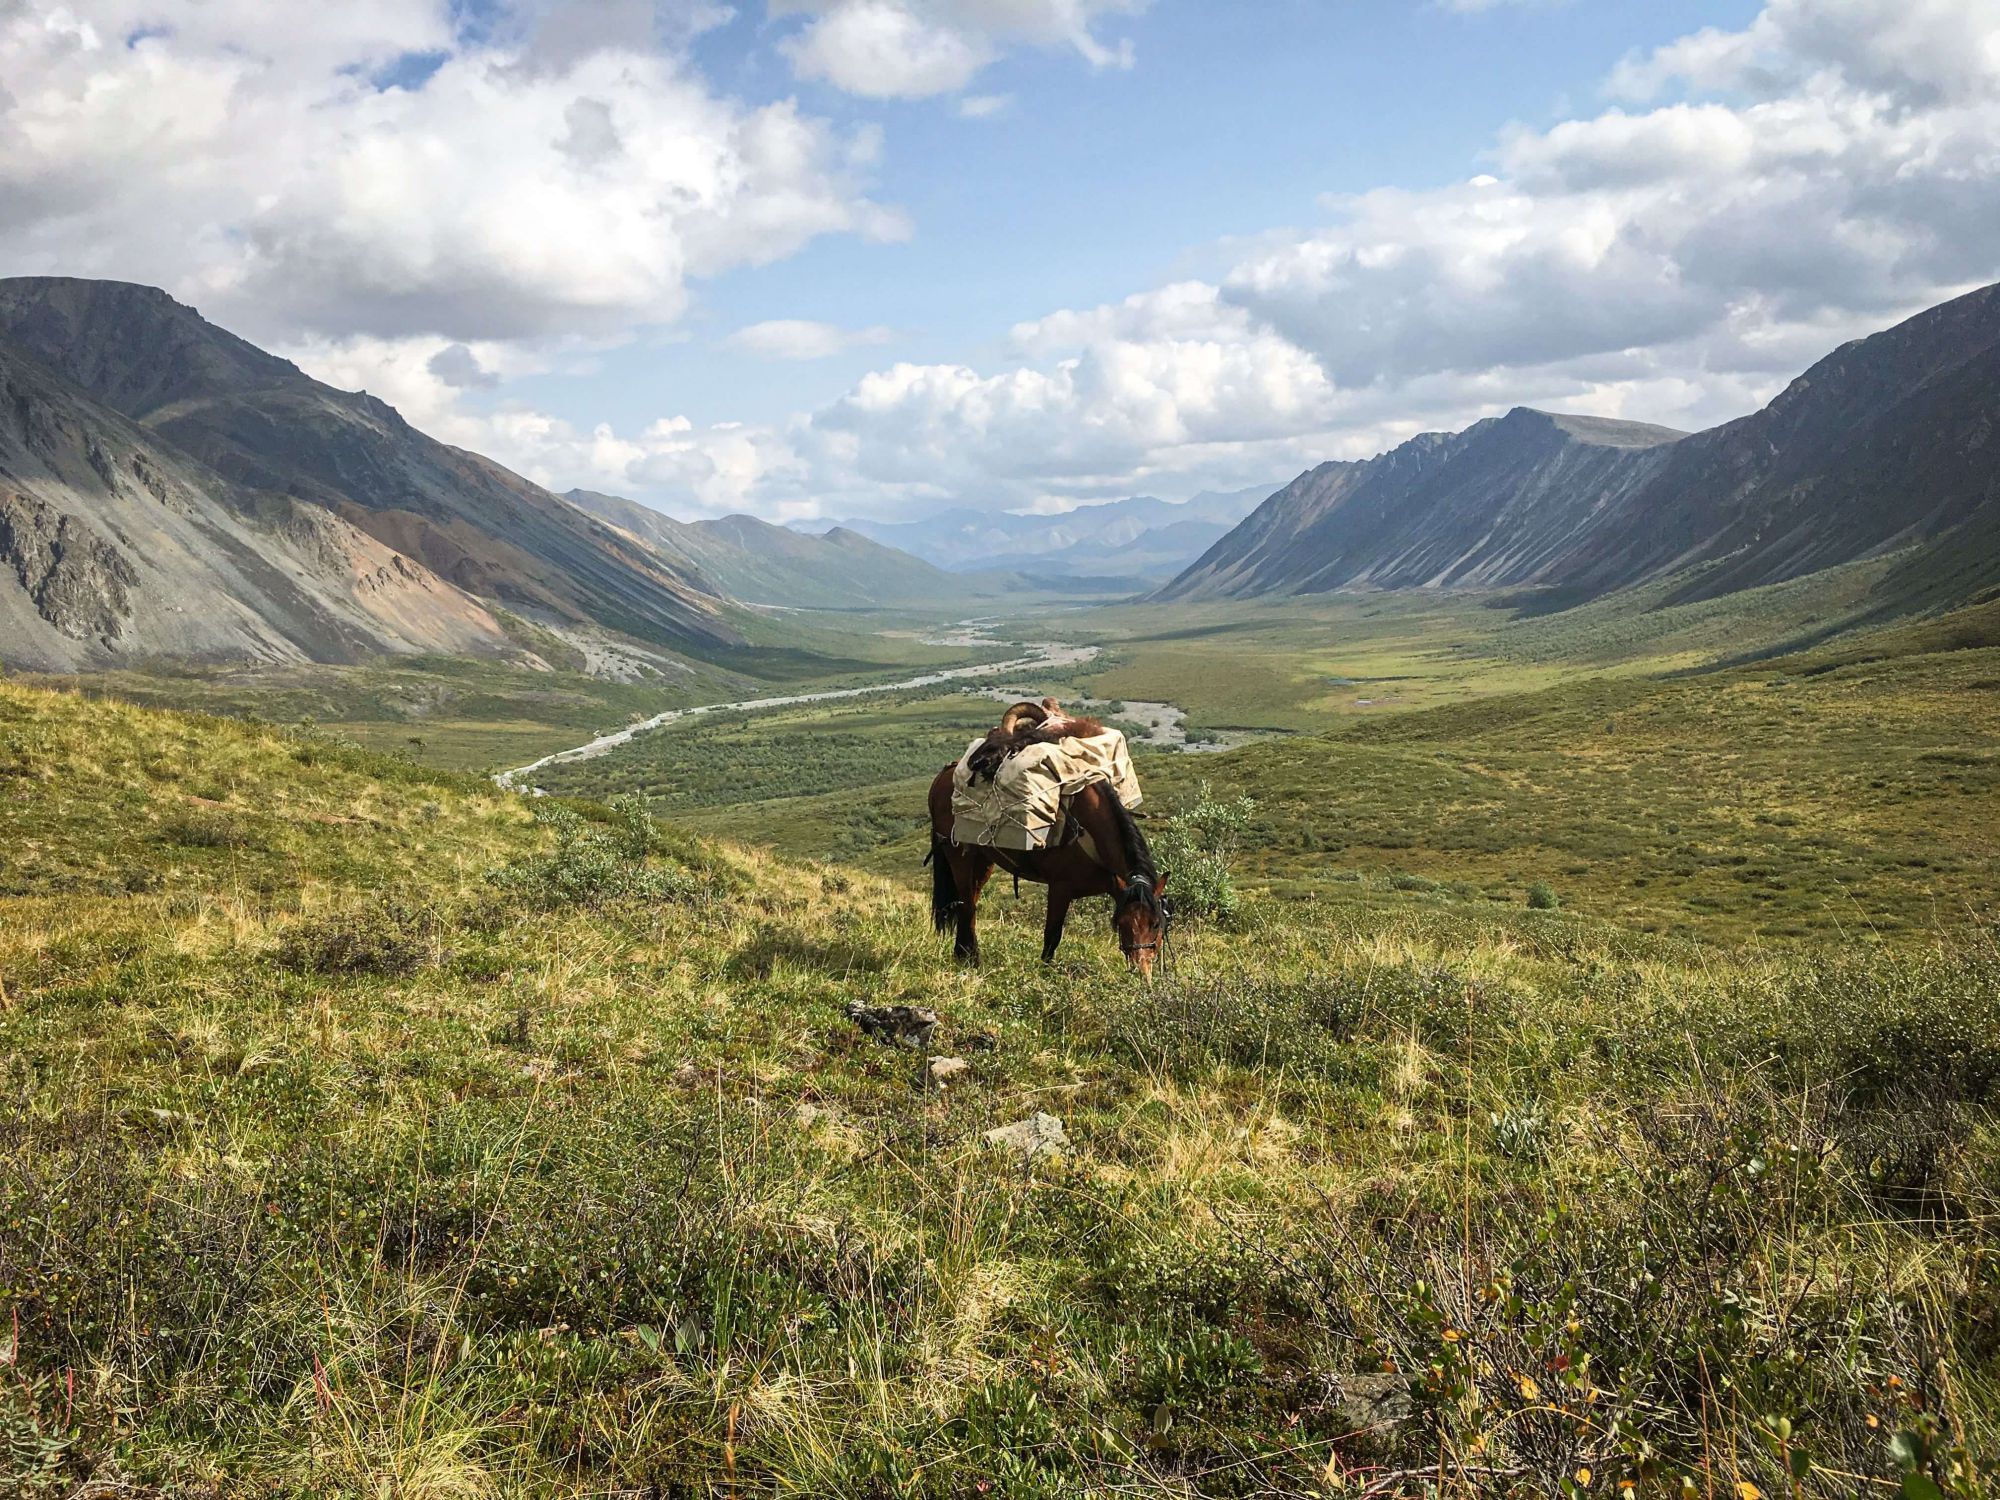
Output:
top-left (0, 1), bottom-right (901, 344)
top-left (683, 0), bottom-right (2000, 519)
top-left (426, 343), bottom-right (502, 390)
top-left (1610, 0), bottom-right (2000, 107)
top-left (773, 0), bottom-right (1142, 99)
top-left (11, 0), bottom-right (1995, 529)
top-left (724, 318), bottom-right (895, 359)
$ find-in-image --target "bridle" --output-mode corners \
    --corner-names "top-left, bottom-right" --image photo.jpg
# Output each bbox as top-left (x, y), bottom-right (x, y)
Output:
top-left (1115, 873), bottom-right (1175, 972)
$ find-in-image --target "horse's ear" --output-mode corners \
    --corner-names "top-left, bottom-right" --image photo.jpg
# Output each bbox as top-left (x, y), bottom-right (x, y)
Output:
top-left (1155, 870), bottom-right (1169, 892)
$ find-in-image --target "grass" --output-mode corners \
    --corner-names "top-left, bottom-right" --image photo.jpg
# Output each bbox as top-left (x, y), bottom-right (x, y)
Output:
top-left (3, 663), bottom-right (1997, 1496)
top-left (1136, 632), bottom-right (2000, 943)
top-left (1066, 594), bottom-right (1566, 735)
top-left (642, 601), bottom-right (2000, 946)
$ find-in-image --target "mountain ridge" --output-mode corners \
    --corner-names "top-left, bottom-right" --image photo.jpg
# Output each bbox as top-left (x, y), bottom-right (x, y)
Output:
top-left (0, 277), bottom-right (738, 653)
top-left (1162, 284), bottom-right (2000, 611)
top-left (0, 331), bottom-right (512, 671)
top-left (810, 485), bottom-right (1275, 581)
top-left (562, 490), bottom-right (1015, 609)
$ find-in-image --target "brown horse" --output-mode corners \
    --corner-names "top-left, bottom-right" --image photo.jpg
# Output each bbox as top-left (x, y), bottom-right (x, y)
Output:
top-left (927, 765), bottom-right (1170, 976)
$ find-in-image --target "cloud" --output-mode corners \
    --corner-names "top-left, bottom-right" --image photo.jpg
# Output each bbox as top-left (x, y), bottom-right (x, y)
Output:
top-left (0, 1), bottom-right (901, 344)
top-left (551, 0), bottom-right (2000, 520)
top-left (15, 0), bottom-right (1993, 530)
top-left (957, 92), bottom-right (1011, 118)
top-left (723, 318), bottom-right (895, 359)
top-left (773, 0), bottom-right (1142, 99)
top-left (427, 343), bottom-right (501, 389)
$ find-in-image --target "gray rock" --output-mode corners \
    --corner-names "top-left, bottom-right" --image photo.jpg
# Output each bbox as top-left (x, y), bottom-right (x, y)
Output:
top-left (1336, 1371), bottom-right (1412, 1435)
top-left (983, 1112), bottom-right (1068, 1160)
top-left (0, 490), bottom-right (136, 641)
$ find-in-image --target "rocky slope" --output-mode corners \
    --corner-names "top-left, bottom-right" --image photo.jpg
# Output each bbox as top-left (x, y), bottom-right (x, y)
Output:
top-left (1164, 283), bottom-right (2000, 608)
top-left (0, 278), bottom-right (736, 651)
top-left (566, 490), bottom-right (1008, 609)
top-left (0, 336), bottom-right (512, 672)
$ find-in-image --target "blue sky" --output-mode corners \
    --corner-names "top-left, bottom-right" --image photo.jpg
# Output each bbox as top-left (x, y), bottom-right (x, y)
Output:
top-left (2, 0), bottom-right (1996, 521)
top-left (514, 0), bottom-right (1768, 436)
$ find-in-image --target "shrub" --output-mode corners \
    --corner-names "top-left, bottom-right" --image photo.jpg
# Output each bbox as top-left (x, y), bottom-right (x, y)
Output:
top-left (272, 897), bottom-right (448, 975)
top-left (1152, 781), bottom-right (1255, 924)
top-left (488, 794), bottom-right (706, 909)
top-left (159, 812), bottom-right (257, 850)
top-left (1526, 880), bottom-right (1561, 910)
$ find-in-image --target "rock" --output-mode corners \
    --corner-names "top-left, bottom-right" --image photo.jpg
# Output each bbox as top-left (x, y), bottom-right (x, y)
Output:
top-left (845, 1001), bottom-right (938, 1051)
top-left (963, 1032), bottom-right (998, 1052)
top-left (671, 1060), bottom-right (702, 1088)
top-left (1336, 1371), bottom-right (1412, 1435)
top-left (927, 1056), bottom-right (969, 1085)
top-left (983, 1112), bottom-right (1068, 1160)
top-left (0, 490), bottom-right (137, 642)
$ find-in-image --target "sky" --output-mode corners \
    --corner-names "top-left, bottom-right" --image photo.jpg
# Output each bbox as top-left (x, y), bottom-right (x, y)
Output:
top-left (2, 0), bottom-right (1998, 522)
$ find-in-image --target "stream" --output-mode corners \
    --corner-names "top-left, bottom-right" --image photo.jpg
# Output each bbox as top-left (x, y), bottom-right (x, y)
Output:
top-left (493, 622), bottom-right (1226, 792)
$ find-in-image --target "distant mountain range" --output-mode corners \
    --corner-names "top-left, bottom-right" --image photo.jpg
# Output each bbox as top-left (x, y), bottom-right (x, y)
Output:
top-left (565, 489), bottom-right (1019, 610)
top-left (1164, 283), bottom-right (2000, 615)
top-left (805, 486), bottom-right (1274, 582)
top-left (6, 273), bottom-right (1996, 677)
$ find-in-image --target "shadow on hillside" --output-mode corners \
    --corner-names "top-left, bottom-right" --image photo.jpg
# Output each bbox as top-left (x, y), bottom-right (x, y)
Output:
top-left (726, 925), bottom-right (891, 979)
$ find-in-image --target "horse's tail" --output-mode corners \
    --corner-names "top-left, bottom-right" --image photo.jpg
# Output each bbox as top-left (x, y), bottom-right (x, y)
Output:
top-left (929, 836), bottom-right (959, 934)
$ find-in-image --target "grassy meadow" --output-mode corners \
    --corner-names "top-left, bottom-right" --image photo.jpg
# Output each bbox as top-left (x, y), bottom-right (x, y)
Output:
top-left (3, 580), bottom-right (2000, 1496)
top-left (651, 597), bottom-right (2000, 946)
top-left (4, 585), bottom-right (2000, 1496)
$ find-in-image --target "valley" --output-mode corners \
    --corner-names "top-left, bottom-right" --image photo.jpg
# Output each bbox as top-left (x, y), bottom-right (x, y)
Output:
top-left (4, 271), bottom-right (1999, 1497)
top-left (4, 615), bottom-right (1996, 1496)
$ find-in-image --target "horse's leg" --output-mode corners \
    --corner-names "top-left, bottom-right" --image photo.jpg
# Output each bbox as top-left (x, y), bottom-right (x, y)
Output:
top-left (1041, 886), bottom-right (1074, 962)
top-left (951, 854), bottom-right (994, 966)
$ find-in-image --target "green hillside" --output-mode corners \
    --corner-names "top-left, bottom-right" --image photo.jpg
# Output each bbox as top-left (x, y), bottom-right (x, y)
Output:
top-left (567, 489), bottom-right (1021, 610)
top-left (2, 676), bottom-right (1995, 1496)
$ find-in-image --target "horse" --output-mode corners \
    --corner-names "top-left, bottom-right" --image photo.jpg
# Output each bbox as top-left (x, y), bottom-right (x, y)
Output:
top-left (926, 764), bottom-right (1170, 976)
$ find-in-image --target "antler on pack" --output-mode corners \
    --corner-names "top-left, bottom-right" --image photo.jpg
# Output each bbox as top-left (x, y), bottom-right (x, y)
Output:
top-left (965, 697), bottom-right (1106, 783)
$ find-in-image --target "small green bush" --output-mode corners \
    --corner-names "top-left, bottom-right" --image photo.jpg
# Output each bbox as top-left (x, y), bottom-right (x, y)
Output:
top-left (1526, 880), bottom-right (1561, 910)
top-left (158, 813), bottom-right (257, 850)
top-left (489, 794), bottom-right (706, 909)
top-left (1152, 781), bottom-right (1255, 924)
top-left (273, 897), bottom-right (447, 975)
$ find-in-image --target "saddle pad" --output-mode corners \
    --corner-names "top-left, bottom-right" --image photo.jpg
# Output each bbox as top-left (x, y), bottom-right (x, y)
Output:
top-left (950, 727), bottom-right (1143, 851)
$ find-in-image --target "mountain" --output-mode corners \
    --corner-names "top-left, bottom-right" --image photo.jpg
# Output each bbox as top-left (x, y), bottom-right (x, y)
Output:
top-left (1164, 283), bottom-right (2000, 609)
top-left (1164, 412), bottom-right (1685, 597)
top-left (0, 333), bottom-right (513, 672)
top-left (814, 486), bottom-right (1273, 580)
top-left (564, 490), bottom-right (1005, 609)
top-left (0, 278), bottom-right (735, 652)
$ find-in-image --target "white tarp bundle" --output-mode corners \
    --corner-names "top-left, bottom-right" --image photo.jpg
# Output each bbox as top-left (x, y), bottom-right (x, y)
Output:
top-left (950, 728), bottom-right (1143, 852)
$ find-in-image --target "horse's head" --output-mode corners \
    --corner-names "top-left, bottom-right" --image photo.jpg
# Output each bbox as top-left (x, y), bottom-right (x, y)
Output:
top-left (1113, 871), bottom-right (1171, 978)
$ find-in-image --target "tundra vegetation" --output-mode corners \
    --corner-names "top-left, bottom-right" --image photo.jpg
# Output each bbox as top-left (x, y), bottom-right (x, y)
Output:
top-left (3, 612), bottom-right (2000, 1500)
top-left (2, 593), bottom-right (1998, 1496)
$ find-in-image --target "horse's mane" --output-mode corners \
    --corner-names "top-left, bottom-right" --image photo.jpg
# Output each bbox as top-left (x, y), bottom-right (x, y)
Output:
top-left (1098, 782), bottom-right (1162, 907)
